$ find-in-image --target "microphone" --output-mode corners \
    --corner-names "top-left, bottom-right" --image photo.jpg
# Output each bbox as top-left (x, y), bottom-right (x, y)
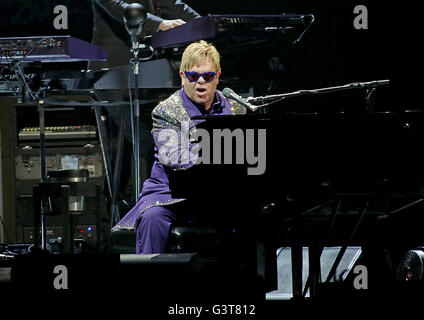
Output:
top-left (123, 3), bottom-right (147, 39)
top-left (222, 87), bottom-right (257, 112)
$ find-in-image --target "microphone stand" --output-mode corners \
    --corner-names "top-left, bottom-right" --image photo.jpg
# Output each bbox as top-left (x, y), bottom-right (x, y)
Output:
top-left (124, 3), bottom-right (147, 202)
top-left (248, 79), bottom-right (390, 111)
top-left (130, 38), bottom-right (142, 201)
top-left (128, 40), bottom-right (153, 201)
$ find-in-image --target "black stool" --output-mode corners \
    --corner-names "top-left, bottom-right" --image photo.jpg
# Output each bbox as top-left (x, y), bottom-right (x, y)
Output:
top-left (110, 229), bottom-right (137, 254)
top-left (110, 223), bottom-right (225, 256)
top-left (168, 224), bottom-right (225, 256)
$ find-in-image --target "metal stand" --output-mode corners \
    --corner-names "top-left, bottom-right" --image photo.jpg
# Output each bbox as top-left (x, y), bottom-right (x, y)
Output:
top-left (294, 196), bottom-right (369, 298)
top-left (94, 105), bottom-right (113, 200)
top-left (130, 50), bottom-right (142, 200)
top-left (365, 87), bottom-right (376, 111)
top-left (37, 99), bottom-right (48, 250)
top-left (128, 41), bottom-right (153, 200)
top-left (290, 218), bottom-right (304, 298)
top-left (10, 59), bottom-right (51, 251)
top-left (248, 79), bottom-right (391, 111)
top-left (33, 181), bottom-right (100, 253)
top-left (110, 106), bottom-right (126, 227)
top-left (123, 2), bottom-right (147, 200)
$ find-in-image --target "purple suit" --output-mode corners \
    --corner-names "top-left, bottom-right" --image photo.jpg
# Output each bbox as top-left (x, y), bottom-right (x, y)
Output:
top-left (112, 88), bottom-right (246, 253)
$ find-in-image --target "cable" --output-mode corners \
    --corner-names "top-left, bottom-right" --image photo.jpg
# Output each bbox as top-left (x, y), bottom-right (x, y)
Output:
top-left (14, 63), bottom-right (37, 101)
top-left (42, 99), bottom-right (128, 107)
top-left (6, 37), bottom-right (52, 101)
top-left (293, 14), bottom-right (315, 45)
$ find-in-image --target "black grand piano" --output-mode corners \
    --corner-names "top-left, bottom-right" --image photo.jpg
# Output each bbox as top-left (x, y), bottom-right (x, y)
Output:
top-left (168, 108), bottom-right (424, 297)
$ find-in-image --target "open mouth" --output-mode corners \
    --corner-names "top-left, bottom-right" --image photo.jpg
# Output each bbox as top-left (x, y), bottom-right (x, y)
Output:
top-left (196, 87), bottom-right (207, 95)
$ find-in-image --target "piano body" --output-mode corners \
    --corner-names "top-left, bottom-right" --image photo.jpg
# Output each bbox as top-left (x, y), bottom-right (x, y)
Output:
top-left (172, 110), bottom-right (424, 201)
top-left (168, 109), bottom-right (424, 295)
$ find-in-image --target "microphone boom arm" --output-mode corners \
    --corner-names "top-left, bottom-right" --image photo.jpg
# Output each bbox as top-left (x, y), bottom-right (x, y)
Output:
top-left (248, 79), bottom-right (390, 110)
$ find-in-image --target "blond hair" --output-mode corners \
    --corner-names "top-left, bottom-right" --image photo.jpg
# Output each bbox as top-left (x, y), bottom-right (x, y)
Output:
top-left (179, 40), bottom-right (221, 72)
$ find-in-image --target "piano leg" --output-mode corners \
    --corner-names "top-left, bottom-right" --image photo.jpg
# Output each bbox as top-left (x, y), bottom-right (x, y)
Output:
top-left (303, 199), bottom-right (340, 297)
top-left (291, 245), bottom-right (303, 298)
top-left (325, 204), bottom-right (368, 283)
top-left (256, 228), bottom-right (278, 293)
top-left (291, 217), bottom-right (303, 298)
top-left (308, 244), bottom-right (321, 297)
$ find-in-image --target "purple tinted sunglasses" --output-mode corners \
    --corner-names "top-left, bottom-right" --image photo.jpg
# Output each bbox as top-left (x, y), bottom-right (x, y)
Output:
top-left (184, 71), bottom-right (217, 83)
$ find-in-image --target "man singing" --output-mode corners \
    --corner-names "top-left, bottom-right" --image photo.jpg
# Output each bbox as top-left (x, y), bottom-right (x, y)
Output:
top-left (112, 40), bottom-right (246, 254)
top-left (88, 1), bottom-right (201, 209)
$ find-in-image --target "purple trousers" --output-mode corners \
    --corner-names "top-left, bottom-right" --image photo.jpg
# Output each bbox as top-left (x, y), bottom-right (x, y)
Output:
top-left (135, 206), bottom-right (177, 254)
top-left (133, 199), bottom-right (238, 254)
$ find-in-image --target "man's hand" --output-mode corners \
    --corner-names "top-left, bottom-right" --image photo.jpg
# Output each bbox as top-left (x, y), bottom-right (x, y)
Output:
top-left (159, 19), bottom-right (185, 31)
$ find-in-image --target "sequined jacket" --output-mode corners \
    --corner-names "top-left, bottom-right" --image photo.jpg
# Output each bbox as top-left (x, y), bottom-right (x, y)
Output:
top-left (112, 89), bottom-right (246, 231)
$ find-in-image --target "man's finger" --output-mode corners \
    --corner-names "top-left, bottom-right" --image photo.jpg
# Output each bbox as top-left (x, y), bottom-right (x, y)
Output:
top-left (170, 19), bottom-right (185, 27)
